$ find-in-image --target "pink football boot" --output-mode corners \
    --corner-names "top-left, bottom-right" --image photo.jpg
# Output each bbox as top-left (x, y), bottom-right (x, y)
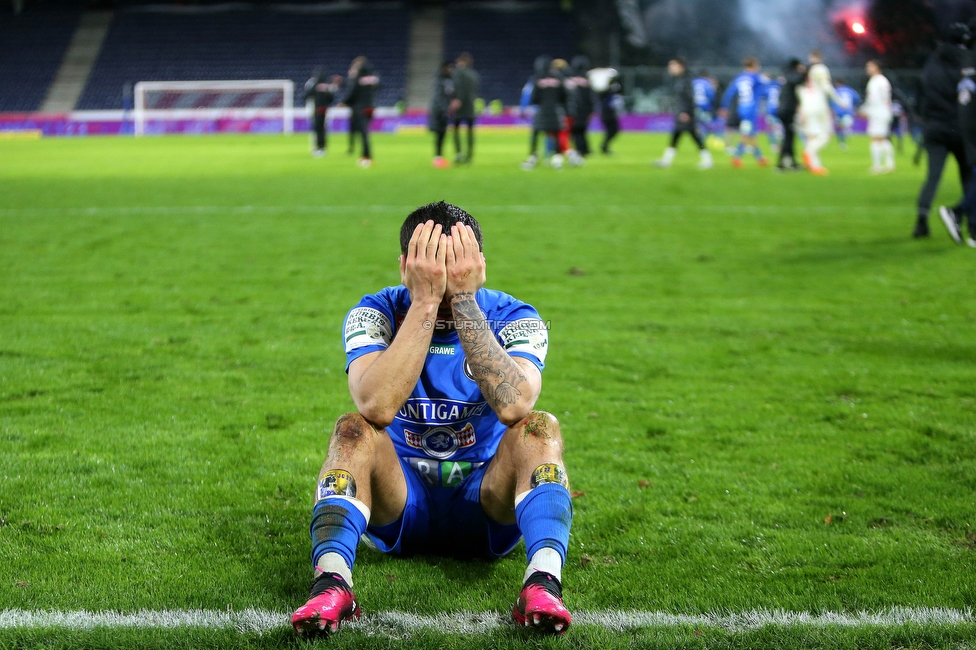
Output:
top-left (291, 572), bottom-right (361, 637)
top-left (512, 571), bottom-right (571, 635)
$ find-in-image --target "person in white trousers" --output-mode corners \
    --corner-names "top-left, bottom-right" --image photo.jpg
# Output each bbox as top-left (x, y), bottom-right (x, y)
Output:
top-left (861, 60), bottom-right (896, 174)
top-left (797, 49), bottom-right (847, 175)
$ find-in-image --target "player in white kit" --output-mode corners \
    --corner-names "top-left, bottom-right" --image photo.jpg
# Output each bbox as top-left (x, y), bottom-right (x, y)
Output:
top-left (797, 50), bottom-right (846, 176)
top-left (860, 60), bottom-right (895, 174)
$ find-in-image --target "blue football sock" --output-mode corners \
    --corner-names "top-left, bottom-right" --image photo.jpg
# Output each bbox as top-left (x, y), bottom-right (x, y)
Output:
top-left (515, 483), bottom-right (573, 563)
top-left (310, 497), bottom-right (368, 570)
top-left (734, 142), bottom-right (745, 158)
top-left (754, 146), bottom-right (764, 159)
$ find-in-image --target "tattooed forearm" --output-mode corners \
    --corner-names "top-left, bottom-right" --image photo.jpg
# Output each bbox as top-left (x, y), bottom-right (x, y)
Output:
top-left (451, 292), bottom-right (527, 411)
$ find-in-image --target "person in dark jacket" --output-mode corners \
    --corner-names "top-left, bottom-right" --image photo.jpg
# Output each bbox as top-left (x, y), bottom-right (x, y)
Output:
top-left (551, 59), bottom-right (577, 161)
top-left (567, 55), bottom-right (594, 157)
top-left (589, 66), bottom-right (622, 154)
top-left (450, 52), bottom-right (479, 164)
top-left (939, 19), bottom-right (976, 247)
top-left (344, 56), bottom-right (380, 167)
top-left (521, 56), bottom-right (569, 170)
top-left (429, 61), bottom-right (455, 168)
top-left (776, 58), bottom-right (806, 171)
top-left (304, 69), bottom-right (341, 157)
top-left (653, 58), bottom-right (713, 169)
top-left (915, 23), bottom-right (970, 238)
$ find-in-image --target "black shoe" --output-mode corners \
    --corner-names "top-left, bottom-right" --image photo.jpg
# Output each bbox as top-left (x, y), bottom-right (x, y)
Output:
top-left (912, 217), bottom-right (930, 238)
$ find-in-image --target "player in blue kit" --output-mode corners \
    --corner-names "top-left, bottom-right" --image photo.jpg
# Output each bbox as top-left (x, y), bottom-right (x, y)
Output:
top-left (832, 81), bottom-right (861, 151)
top-left (291, 202), bottom-right (574, 637)
top-left (760, 74), bottom-right (783, 153)
top-left (692, 72), bottom-right (717, 139)
top-left (721, 57), bottom-right (769, 168)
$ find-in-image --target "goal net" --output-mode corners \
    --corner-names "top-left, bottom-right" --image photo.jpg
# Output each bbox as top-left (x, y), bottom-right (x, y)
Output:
top-left (133, 80), bottom-right (295, 136)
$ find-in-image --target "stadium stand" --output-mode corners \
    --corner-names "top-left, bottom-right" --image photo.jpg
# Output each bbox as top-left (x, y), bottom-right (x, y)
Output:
top-left (77, 6), bottom-right (409, 110)
top-left (0, 7), bottom-right (81, 112)
top-left (443, 5), bottom-right (576, 105)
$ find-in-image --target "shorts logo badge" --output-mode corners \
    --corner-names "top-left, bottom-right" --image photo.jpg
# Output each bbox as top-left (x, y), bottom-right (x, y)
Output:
top-left (404, 423), bottom-right (476, 459)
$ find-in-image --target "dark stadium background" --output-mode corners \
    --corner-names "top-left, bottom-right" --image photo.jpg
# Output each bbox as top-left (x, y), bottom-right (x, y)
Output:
top-left (2, 0), bottom-right (975, 116)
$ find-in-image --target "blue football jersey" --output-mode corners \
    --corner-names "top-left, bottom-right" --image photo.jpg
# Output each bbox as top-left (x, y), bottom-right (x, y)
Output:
top-left (520, 79), bottom-right (535, 112)
top-left (692, 77), bottom-right (715, 112)
top-left (343, 286), bottom-right (549, 470)
top-left (832, 85), bottom-right (861, 117)
top-left (760, 78), bottom-right (781, 115)
top-left (722, 71), bottom-right (765, 117)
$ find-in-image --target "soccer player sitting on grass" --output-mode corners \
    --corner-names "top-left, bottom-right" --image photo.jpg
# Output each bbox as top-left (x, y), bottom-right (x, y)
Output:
top-left (291, 202), bottom-right (574, 636)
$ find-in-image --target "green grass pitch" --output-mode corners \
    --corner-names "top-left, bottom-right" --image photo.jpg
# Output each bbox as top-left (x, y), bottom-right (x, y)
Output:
top-left (1, 130), bottom-right (974, 649)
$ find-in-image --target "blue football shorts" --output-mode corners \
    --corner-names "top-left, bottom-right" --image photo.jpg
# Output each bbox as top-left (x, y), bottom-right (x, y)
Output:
top-left (738, 114), bottom-right (757, 136)
top-left (364, 456), bottom-right (522, 559)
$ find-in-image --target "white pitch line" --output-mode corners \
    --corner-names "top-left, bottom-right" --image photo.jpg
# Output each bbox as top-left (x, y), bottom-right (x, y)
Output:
top-left (0, 204), bottom-right (907, 218)
top-left (1, 608), bottom-right (972, 635)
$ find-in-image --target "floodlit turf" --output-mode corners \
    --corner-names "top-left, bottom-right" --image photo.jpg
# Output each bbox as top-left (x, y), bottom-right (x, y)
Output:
top-left (0, 130), bottom-right (974, 649)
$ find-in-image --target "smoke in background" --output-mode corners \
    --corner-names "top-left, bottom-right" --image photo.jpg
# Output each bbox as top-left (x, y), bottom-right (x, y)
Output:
top-left (615, 0), bottom-right (976, 66)
top-left (739, 0), bottom-right (856, 61)
top-left (616, 0), bottom-right (852, 66)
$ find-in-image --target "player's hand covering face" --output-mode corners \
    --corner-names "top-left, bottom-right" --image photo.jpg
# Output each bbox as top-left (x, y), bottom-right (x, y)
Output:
top-left (446, 223), bottom-right (486, 297)
top-left (399, 220), bottom-right (448, 306)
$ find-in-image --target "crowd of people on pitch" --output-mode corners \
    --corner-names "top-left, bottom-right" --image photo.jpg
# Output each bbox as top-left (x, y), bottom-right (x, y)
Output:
top-left (656, 25), bottom-right (976, 248)
top-left (304, 32), bottom-right (975, 248)
top-left (516, 55), bottom-right (623, 170)
top-left (653, 50), bottom-right (898, 176)
top-left (304, 52), bottom-right (480, 169)
top-left (303, 55), bottom-right (380, 167)
top-left (304, 53), bottom-right (625, 171)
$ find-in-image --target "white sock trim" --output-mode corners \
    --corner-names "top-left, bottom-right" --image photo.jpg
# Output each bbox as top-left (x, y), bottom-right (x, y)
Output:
top-left (315, 552), bottom-right (353, 586)
top-left (523, 547), bottom-right (563, 584)
top-left (514, 490), bottom-right (531, 509)
top-left (321, 495), bottom-right (371, 522)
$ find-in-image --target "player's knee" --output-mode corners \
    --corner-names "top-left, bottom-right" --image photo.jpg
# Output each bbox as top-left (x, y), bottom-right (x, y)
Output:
top-left (330, 412), bottom-right (378, 451)
top-left (519, 410), bottom-right (563, 451)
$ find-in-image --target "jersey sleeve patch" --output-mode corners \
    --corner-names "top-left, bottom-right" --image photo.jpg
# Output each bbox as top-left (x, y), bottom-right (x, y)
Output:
top-left (344, 307), bottom-right (393, 352)
top-left (498, 318), bottom-right (548, 363)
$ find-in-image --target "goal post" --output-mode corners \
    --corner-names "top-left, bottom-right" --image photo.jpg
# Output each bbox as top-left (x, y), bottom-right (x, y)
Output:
top-left (133, 79), bottom-right (295, 136)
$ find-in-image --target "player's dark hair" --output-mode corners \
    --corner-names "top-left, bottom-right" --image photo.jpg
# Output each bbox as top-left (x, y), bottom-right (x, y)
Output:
top-left (400, 202), bottom-right (483, 255)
